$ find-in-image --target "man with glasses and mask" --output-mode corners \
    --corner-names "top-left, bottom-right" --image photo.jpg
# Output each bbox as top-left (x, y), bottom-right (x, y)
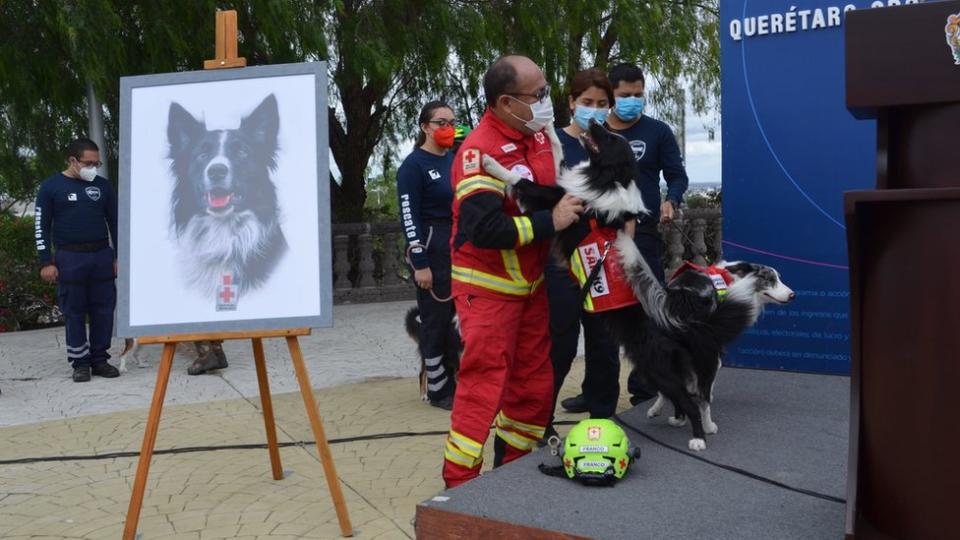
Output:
top-left (35, 138), bottom-right (120, 382)
top-left (441, 55), bottom-right (584, 488)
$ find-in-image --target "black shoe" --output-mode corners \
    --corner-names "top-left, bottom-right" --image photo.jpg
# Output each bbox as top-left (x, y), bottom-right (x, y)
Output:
top-left (561, 394), bottom-right (588, 413)
top-left (91, 362), bottom-right (120, 378)
top-left (430, 394), bottom-right (454, 411)
top-left (73, 365), bottom-right (91, 382)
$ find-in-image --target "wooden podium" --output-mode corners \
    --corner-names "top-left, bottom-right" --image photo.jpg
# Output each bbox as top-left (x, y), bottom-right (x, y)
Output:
top-left (844, 3), bottom-right (960, 539)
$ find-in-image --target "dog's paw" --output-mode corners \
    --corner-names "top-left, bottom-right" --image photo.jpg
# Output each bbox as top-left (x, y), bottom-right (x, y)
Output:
top-left (646, 401), bottom-right (664, 419)
top-left (688, 438), bottom-right (706, 451)
top-left (667, 416), bottom-right (688, 427)
top-left (481, 154), bottom-right (523, 186)
top-left (703, 421), bottom-right (719, 435)
top-left (118, 361), bottom-right (128, 374)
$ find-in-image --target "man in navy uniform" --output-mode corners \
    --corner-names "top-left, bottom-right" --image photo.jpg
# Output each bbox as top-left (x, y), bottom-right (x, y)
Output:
top-left (35, 138), bottom-right (120, 382)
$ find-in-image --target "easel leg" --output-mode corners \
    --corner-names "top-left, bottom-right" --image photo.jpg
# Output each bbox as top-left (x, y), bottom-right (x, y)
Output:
top-left (252, 337), bottom-right (284, 480)
top-left (123, 342), bottom-right (175, 540)
top-left (287, 336), bottom-right (354, 537)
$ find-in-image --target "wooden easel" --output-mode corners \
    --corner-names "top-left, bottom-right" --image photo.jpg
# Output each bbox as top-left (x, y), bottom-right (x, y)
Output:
top-left (122, 12), bottom-right (352, 540)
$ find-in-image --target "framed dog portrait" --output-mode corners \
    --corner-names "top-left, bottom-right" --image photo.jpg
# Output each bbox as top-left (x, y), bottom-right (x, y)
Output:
top-left (117, 62), bottom-right (332, 336)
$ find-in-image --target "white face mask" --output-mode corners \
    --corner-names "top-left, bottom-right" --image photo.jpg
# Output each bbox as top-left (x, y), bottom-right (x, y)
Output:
top-left (509, 96), bottom-right (554, 133)
top-left (78, 166), bottom-right (98, 182)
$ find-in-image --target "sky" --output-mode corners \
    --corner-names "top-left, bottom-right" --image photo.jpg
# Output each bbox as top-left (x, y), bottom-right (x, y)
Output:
top-left (681, 115), bottom-right (722, 185)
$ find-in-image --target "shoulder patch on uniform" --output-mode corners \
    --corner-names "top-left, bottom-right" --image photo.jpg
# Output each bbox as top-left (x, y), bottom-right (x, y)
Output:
top-left (462, 147), bottom-right (481, 176)
top-left (501, 143), bottom-right (517, 153)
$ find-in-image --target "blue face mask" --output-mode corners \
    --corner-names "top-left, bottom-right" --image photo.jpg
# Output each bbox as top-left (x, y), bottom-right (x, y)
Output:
top-left (614, 96), bottom-right (645, 121)
top-left (572, 105), bottom-right (611, 130)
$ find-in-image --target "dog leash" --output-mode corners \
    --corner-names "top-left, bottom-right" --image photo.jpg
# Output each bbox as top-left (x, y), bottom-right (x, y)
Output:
top-left (404, 242), bottom-right (453, 303)
top-left (666, 214), bottom-right (715, 266)
top-left (579, 240), bottom-right (613, 304)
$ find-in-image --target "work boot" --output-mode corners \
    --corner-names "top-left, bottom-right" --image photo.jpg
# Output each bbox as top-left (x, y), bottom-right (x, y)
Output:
top-left (561, 393), bottom-right (588, 413)
top-left (72, 365), bottom-right (91, 382)
top-left (91, 362), bottom-right (120, 378)
top-left (188, 341), bottom-right (228, 375)
top-left (209, 340), bottom-right (228, 368)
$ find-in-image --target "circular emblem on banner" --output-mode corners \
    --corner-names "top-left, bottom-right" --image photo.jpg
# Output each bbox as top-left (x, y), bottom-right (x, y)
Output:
top-left (510, 163), bottom-right (534, 181)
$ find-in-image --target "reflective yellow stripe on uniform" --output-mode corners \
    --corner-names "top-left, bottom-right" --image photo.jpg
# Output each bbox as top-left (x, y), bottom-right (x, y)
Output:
top-left (456, 175), bottom-right (506, 200)
top-left (452, 265), bottom-right (544, 296)
top-left (568, 250), bottom-right (595, 312)
top-left (444, 430), bottom-right (484, 468)
top-left (512, 216), bottom-right (534, 246)
top-left (500, 249), bottom-right (526, 284)
top-left (494, 412), bottom-right (544, 452)
top-left (496, 411), bottom-right (546, 439)
top-left (448, 429), bottom-right (483, 458)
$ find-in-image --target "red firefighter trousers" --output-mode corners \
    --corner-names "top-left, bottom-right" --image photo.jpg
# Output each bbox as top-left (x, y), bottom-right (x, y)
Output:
top-left (442, 289), bottom-right (554, 488)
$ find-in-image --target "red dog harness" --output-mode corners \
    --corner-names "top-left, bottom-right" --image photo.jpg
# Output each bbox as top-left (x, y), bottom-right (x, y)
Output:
top-left (670, 261), bottom-right (734, 300)
top-left (569, 220), bottom-right (641, 313)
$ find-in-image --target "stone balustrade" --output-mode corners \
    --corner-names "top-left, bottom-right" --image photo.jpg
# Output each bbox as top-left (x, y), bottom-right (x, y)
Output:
top-left (331, 207), bottom-right (722, 304)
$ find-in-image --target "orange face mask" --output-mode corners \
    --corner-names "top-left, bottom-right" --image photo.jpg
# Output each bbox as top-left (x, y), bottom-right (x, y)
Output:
top-left (433, 126), bottom-right (456, 148)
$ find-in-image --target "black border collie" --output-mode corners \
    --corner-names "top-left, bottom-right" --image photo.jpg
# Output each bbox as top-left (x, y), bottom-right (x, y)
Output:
top-left (481, 120), bottom-right (796, 451)
top-left (610, 232), bottom-right (795, 451)
top-left (166, 94), bottom-right (287, 297)
top-left (481, 120), bottom-right (647, 259)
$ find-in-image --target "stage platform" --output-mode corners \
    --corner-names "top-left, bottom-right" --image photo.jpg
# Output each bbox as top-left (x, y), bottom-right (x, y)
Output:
top-left (416, 367), bottom-right (849, 539)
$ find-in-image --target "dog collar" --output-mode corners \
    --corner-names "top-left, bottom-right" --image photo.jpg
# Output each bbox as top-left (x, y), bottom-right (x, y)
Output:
top-left (670, 261), bottom-right (734, 300)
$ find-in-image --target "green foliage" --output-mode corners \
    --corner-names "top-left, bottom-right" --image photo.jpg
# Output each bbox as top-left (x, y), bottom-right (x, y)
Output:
top-left (0, 214), bottom-right (59, 331)
top-left (0, 0), bottom-right (719, 222)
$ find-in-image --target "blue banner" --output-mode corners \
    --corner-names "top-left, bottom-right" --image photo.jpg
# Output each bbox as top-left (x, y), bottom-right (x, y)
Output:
top-left (720, 0), bottom-right (923, 373)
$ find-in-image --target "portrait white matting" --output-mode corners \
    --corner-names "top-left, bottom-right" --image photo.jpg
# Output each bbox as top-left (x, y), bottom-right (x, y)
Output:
top-left (117, 62), bottom-right (332, 336)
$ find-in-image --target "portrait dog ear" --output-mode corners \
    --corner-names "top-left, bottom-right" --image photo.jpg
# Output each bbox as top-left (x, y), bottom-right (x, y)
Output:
top-left (167, 102), bottom-right (204, 157)
top-left (240, 94), bottom-right (280, 151)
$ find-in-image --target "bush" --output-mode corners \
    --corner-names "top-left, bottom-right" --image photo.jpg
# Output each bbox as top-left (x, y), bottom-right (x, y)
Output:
top-left (0, 213), bottom-right (61, 332)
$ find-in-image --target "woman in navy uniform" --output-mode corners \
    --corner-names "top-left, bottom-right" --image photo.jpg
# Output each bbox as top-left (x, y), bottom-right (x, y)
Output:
top-left (545, 69), bottom-right (629, 434)
top-left (397, 101), bottom-right (458, 409)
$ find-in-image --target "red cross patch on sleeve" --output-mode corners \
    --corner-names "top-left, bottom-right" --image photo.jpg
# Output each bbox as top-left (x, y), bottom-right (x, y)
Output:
top-left (462, 148), bottom-right (481, 176)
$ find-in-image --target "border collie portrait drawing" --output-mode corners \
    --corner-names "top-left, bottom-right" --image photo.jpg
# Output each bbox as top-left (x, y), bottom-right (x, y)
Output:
top-left (166, 94), bottom-right (287, 304)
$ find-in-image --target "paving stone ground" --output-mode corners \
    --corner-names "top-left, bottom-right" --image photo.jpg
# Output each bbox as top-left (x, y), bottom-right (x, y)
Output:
top-left (0, 300), bottom-right (621, 539)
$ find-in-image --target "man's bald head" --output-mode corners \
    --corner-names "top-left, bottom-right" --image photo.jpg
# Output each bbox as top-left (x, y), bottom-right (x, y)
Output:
top-left (484, 55), bottom-right (542, 108)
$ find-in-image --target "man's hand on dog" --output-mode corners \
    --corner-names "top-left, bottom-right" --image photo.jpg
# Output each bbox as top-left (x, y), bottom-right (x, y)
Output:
top-left (552, 194), bottom-right (585, 232)
top-left (415, 267), bottom-right (433, 290)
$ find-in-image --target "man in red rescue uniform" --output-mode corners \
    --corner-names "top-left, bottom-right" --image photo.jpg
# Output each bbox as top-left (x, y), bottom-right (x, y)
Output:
top-left (443, 55), bottom-right (584, 488)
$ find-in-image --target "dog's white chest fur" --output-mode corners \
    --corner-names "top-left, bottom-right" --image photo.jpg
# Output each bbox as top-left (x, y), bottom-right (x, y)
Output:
top-left (177, 210), bottom-right (270, 294)
top-left (557, 164), bottom-right (648, 220)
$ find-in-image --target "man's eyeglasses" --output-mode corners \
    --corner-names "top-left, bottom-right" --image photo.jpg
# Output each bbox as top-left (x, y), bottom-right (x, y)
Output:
top-left (73, 158), bottom-right (102, 168)
top-left (508, 85), bottom-right (551, 102)
top-left (427, 119), bottom-right (458, 128)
